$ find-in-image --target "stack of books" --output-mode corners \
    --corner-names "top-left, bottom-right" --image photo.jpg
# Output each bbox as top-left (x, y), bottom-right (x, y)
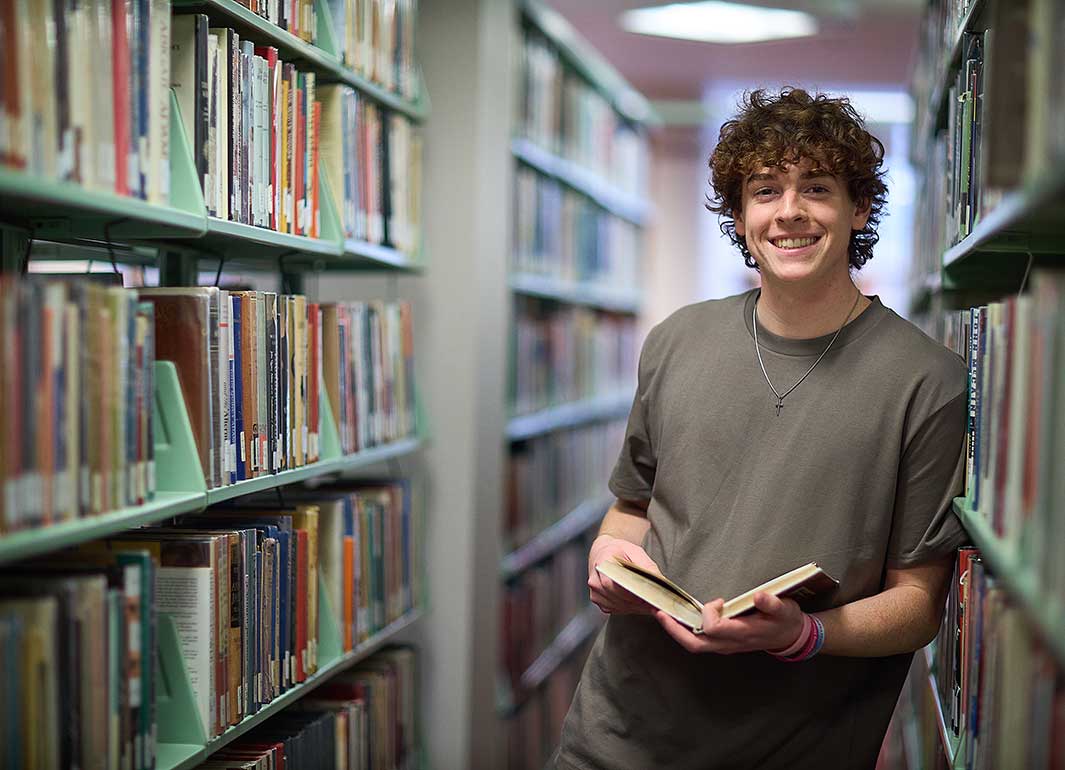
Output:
top-left (1, 277), bottom-right (156, 533)
top-left (0, 2), bottom-right (175, 201)
top-left (939, 269), bottom-right (1065, 582)
top-left (327, 0), bottom-right (419, 99)
top-left (172, 15), bottom-right (324, 236)
top-left (518, 30), bottom-right (646, 193)
top-left (0, 549), bottom-right (157, 770)
top-left (505, 420), bottom-right (624, 551)
top-left (321, 300), bottom-right (418, 455)
top-left (501, 536), bottom-right (591, 695)
top-left (513, 166), bottom-right (639, 289)
top-left (320, 86), bottom-right (423, 255)
top-left (189, 645), bottom-right (418, 770)
top-left (511, 296), bottom-right (637, 416)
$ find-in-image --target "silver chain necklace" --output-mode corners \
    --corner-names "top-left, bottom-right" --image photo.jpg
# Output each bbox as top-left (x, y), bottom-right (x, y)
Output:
top-left (753, 290), bottom-right (861, 416)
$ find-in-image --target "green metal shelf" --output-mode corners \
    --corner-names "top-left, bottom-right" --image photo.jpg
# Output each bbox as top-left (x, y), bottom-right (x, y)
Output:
top-left (341, 239), bottom-right (424, 271)
top-left (0, 90), bottom-right (208, 242)
top-left (0, 167), bottom-right (207, 240)
top-left (509, 272), bottom-right (642, 314)
top-left (501, 495), bottom-right (611, 581)
top-left (511, 138), bottom-right (651, 227)
top-left (506, 390), bottom-right (634, 442)
top-left (942, 169), bottom-right (1065, 277)
top-left (520, 0), bottom-right (656, 127)
top-left (953, 499), bottom-right (1065, 668)
top-left (158, 608), bottom-right (422, 770)
top-left (206, 435), bottom-right (424, 505)
top-left (921, 645), bottom-right (965, 769)
top-left (0, 363), bottom-right (424, 562)
top-left (0, 491), bottom-right (207, 567)
top-left (170, 0), bottom-right (426, 121)
top-left (199, 215), bottom-right (343, 259)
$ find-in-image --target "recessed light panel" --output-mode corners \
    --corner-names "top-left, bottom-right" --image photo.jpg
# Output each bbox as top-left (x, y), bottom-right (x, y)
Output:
top-left (620, 2), bottom-right (819, 44)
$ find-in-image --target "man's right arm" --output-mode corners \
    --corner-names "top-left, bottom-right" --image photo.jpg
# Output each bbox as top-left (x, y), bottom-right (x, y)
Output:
top-left (587, 498), bottom-right (661, 615)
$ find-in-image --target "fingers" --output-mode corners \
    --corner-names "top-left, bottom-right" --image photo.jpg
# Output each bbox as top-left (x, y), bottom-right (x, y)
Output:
top-left (752, 591), bottom-right (784, 616)
top-left (589, 575), bottom-right (653, 615)
top-left (655, 611), bottom-right (715, 653)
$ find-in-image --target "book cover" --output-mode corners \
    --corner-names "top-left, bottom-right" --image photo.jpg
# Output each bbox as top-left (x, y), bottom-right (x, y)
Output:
top-left (137, 290), bottom-right (212, 481)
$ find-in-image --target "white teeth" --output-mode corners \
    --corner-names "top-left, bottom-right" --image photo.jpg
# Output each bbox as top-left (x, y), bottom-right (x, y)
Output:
top-left (773, 237), bottom-right (818, 249)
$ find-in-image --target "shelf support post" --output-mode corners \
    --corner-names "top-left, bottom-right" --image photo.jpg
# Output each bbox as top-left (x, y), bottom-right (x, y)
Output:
top-left (1, 225), bottom-right (29, 273)
top-left (159, 248), bottom-right (199, 286)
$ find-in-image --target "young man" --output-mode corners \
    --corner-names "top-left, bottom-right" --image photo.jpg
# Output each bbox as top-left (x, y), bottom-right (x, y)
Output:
top-left (554, 88), bottom-right (968, 769)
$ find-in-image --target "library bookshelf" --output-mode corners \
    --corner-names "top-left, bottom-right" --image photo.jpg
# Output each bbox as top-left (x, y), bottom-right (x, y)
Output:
top-left (894, 0), bottom-right (1065, 767)
top-left (0, 0), bottom-right (429, 767)
top-left (493, 2), bottom-right (657, 767)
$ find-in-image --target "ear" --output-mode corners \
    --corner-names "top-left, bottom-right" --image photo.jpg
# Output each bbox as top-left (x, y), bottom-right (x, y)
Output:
top-left (851, 197), bottom-right (871, 231)
top-left (733, 211), bottom-right (745, 238)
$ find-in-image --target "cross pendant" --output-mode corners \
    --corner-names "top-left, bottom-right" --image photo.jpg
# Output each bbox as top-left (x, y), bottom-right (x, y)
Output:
top-left (775, 398), bottom-right (784, 416)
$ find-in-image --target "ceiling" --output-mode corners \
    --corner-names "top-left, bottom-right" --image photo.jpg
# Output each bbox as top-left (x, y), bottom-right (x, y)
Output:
top-left (541, 0), bottom-right (924, 104)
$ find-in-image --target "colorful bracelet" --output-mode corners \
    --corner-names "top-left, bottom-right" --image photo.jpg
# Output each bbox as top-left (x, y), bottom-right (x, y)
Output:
top-left (768, 614), bottom-right (811, 658)
top-left (770, 615), bottom-right (824, 663)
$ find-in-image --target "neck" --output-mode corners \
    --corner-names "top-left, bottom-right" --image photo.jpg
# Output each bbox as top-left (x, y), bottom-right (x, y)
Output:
top-left (755, 273), bottom-right (869, 339)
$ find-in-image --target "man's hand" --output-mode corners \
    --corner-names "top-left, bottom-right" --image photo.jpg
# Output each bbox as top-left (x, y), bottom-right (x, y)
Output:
top-left (655, 591), bottom-right (806, 655)
top-left (587, 534), bottom-right (662, 616)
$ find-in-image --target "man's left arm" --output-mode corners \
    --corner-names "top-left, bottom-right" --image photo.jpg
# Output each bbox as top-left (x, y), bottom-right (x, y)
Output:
top-left (814, 556), bottom-right (954, 656)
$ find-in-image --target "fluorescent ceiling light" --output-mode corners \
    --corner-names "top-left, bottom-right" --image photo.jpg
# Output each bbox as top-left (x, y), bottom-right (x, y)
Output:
top-left (620, 2), bottom-right (818, 45)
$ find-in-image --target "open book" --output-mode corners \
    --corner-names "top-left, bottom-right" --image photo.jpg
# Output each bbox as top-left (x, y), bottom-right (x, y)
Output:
top-left (595, 559), bottom-right (839, 634)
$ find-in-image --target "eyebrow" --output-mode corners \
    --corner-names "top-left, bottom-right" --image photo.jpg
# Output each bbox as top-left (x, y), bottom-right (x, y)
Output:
top-left (746, 170), bottom-right (835, 185)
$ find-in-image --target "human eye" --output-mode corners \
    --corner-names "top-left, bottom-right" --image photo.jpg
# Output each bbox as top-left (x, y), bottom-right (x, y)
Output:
top-left (753, 187), bottom-right (775, 197)
top-left (805, 184), bottom-right (830, 194)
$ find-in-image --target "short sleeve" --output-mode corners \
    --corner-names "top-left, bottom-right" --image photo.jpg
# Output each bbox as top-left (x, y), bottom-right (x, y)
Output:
top-left (886, 391), bottom-right (971, 566)
top-left (608, 333), bottom-right (658, 502)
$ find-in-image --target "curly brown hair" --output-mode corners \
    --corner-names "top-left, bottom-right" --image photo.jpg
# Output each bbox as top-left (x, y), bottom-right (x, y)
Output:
top-left (706, 88), bottom-right (888, 271)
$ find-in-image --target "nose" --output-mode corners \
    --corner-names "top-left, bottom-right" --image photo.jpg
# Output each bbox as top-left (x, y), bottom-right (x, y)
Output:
top-left (775, 189), bottom-right (808, 223)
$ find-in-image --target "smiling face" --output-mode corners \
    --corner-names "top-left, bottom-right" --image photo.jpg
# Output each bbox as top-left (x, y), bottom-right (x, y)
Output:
top-left (733, 158), bottom-right (871, 287)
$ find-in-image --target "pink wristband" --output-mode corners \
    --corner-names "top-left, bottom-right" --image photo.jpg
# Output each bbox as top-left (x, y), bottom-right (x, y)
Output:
top-left (768, 613), bottom-right (811, 658)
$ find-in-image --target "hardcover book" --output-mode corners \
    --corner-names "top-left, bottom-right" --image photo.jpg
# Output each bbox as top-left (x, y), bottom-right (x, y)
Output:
top-left (595, 560), bottom-right (839, 634)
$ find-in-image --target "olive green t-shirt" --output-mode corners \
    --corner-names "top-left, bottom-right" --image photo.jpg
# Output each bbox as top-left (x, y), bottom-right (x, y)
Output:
top-left (556, 290), bottom-right (969, 770)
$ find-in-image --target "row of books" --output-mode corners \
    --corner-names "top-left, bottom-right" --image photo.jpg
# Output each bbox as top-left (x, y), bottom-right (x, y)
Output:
top-left (927, 547), bottom-right (1065, 769)
top-left (505, 420), bottom-right (624, 552)
top-left (511, 297), bottom-right (638, 416)
top-left (322, 301), bottom-right (417, 456)
top-left (513, 166), bottom-right (640, 290)
top-left (226, 0), bottom-right (317, 45)
top-left (939, 269), bottom-right (1065, 592)
top-left (149, 288), bottom-right (417, 490)
top-left (327, 0), bottom-right (419, 101)
top-left (501, 536), bottom-right (591, 694)
top-left (173, 16), bottom-right (324, 236)
top-left (320, 85), bottom-right (423, 256)
top-left (0, 481), bottom-right (417, 765)
top-left (0, 549), bottom-right (158, 770)
top-left (0, 0), bottom-right (174, 200)
top-left (146, 287), bottom-right (323, 489)
top-left (506, 637), bottom-right (592, 770)
top-left (911, 0), bottom-right (977, 145)
top-left (518, 30), bottom-right (648, 197)
top-left (911, 0), bottom-right (1065, 280)
top-left (1, 278), bottom-right (156, 533)
top-left (190, 645), bottom-right (417, 770)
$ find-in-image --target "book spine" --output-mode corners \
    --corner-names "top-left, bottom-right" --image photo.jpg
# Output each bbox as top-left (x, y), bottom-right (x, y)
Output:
top-left (194, 15), bottom-right (209, 196)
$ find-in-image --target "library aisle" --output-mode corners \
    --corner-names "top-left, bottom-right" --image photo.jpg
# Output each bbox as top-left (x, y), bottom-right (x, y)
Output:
top-left (2, 0), bottom-right (1064, 768)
